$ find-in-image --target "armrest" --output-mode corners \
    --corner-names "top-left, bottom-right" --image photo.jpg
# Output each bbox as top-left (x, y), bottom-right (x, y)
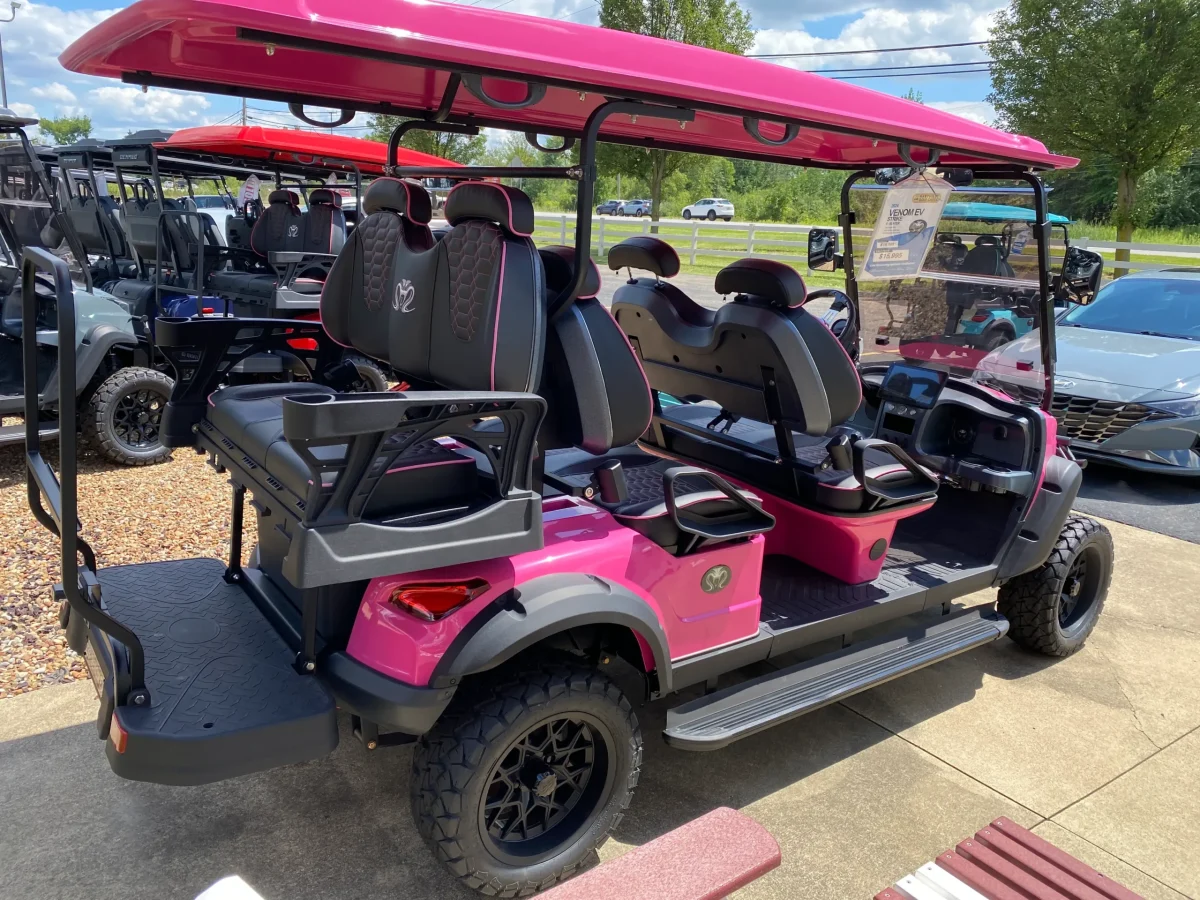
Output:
top-left (853, 438), bottom-right (939, 506)
top-left (155, 316), bottom-right (345, 448)
top-left (281, 390), bottom-right (547, 524)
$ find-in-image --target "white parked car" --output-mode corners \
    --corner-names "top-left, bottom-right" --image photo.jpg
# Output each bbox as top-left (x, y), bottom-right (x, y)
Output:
top-left (682, 198), bottom-right (734, 221)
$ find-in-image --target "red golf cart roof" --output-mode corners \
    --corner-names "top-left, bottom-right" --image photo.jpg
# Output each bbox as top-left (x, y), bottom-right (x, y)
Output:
top-left (158, 125), bottom-right (457, 175)
top-left (61, 0), bottom-right (1076, 171)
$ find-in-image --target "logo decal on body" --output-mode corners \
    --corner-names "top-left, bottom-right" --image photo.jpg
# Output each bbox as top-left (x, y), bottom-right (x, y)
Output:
top-left (287, 224), bottom-right (299, 238)
top-left (394, 278), bottom-right (416, 313)
top-left (701, 564), bottom-right (732, 593)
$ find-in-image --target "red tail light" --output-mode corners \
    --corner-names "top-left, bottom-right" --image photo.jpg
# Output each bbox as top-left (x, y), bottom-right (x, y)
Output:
top-left (970, 313), bottom-right (990, 322)
top-left (201, 307), bottom-right (215, 315)
top-left (389, 579), bottom-right (490, 621)
top-left (110, 714), bottom-right (128, 754)
top-left (288, 338), bottom-right (319, 351)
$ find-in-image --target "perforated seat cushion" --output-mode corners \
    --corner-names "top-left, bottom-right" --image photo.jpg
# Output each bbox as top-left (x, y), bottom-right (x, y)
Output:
top-left (660, 403), bottom-right (923, 513)
top-left (207, 383), bottom-right (478, 508)
top-left (209, 270), bottom-right (276, 301)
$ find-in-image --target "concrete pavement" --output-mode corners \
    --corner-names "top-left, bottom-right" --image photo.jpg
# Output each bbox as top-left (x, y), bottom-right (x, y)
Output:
top-left (2, 516), bottom-right (1198, 900)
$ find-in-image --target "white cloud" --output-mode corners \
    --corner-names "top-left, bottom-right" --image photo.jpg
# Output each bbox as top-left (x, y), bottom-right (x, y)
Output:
top-left (87, 86), bottom-right (212, 126)
top-left (928, 100), bottom-right (995, 125)
top-left (30, 82), bottom-right (76, 104)
top-left (2, 3), bottom-right (120, 77)
top-left (752, 2), bottom-right (1004, 71)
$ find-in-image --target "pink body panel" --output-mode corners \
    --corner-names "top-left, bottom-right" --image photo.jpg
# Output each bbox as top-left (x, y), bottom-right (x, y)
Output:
top-left (61, 0), bottom-right (1074, 171)
top-left (347, 497), bottom-right (765, 686)
top-left (751, 487), bottom-right (932, 584)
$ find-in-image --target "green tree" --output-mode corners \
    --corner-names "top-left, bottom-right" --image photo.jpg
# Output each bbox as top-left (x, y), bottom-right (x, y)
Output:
top-left (900, 88), bottom-right (924, 103)
top-left (989, 0), bottom-right (1200, 264)
top-left (597, 0), bottom-right (754, 229)
top-left (364, 115), bottom-right (487, 164)
top-left (38, 115), bottom-right (92, 146)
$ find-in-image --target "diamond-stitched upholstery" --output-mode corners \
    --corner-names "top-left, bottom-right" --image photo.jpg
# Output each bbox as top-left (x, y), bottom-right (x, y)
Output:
top-left (445, 220), bottom-right (500, 342)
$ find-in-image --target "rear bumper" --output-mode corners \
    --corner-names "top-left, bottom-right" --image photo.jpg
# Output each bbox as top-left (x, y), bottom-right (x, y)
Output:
top-left (322, 651), bottom-right (456, 736)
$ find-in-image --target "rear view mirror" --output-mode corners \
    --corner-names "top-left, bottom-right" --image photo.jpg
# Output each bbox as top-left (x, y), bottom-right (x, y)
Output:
top-left (874, 167), bottom-right (911, 186)
top-left (1061, 247), bottom-right (1104, 303)
top-left (807, 228), bottom-right (841, 272)
top-left (937, 167), bottom-right (975, 187)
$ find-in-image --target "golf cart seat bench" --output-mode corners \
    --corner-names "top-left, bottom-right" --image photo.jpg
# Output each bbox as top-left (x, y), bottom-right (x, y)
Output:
top-left (206, 382), bottom-right (477, 508)
top-left (610, 240), bottom-right (937, 515)
top-left (207, 269), bottom-right (277, 301)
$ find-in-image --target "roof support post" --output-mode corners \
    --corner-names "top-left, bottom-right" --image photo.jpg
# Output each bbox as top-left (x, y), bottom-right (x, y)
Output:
top-left (551, 99), bottom-right (694, 319)
top-left (1023, 171), bottom-right (1056, 410)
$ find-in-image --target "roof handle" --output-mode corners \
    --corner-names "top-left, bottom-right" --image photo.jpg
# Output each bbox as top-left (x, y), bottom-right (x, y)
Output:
top-left (288, 104), bottom-right (356, 128)
top-left (526, 133), bottom-right (575, 154)
top-left (897, 143), bottom-right (942, 172)
top-left (462, 74), bottom-right (546, 110)
top-left (743, 117), bottom-right (800, 147)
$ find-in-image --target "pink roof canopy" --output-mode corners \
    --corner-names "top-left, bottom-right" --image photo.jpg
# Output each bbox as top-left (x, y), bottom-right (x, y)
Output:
top-left (61, 0), bottom-right (1076, 171)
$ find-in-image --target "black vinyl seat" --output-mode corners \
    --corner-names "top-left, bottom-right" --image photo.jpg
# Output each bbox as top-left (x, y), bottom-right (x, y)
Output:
top-left (610, 240), bottom-right (937, 513)
top-left (535, 241), bottom-right (773, 554)
top-left (204, 181), bottom-right (543, 518)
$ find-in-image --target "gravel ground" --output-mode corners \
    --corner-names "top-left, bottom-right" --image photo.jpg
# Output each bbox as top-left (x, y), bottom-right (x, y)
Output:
top-left (0, 443), bottom-right (246, 698)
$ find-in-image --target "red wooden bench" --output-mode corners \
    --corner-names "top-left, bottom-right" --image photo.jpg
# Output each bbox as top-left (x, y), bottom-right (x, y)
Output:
top-left (541, 807), bottom-right (781, 900)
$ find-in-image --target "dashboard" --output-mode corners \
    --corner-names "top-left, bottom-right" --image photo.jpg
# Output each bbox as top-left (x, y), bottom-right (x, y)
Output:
top-left (867, 363), bottom-right (1039, 496)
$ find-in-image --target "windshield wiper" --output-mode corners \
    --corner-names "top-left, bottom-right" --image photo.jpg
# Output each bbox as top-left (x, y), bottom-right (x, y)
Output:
top-left (1137, 330), bottom-right (1200, 342)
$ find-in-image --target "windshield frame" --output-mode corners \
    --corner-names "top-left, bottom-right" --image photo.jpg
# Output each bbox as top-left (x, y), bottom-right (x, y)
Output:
top-left (839, 169), bottom-right (1057, 411)
top-left (0, 125), bottom-right (93, 290)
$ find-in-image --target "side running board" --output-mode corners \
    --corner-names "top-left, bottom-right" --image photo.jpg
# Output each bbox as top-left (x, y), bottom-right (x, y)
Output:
top-left (664, 608), bottom-right (1008, 751)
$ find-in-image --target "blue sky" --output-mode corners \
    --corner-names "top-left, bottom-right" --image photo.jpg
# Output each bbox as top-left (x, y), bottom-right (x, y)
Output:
top-left (7, 0), bottom-right (1001, 141)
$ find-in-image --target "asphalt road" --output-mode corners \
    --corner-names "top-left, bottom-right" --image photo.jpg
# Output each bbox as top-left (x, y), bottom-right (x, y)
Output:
top-left (1074, 462), bottom-right (1200, 544)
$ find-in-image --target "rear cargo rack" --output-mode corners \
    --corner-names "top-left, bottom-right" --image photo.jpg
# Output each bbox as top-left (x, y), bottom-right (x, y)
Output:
top-left (22, 247), bottom-right (151, 706)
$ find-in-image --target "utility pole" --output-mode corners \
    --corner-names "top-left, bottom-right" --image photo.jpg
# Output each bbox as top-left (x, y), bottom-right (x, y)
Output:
top-left (241, 97), bottom-right (247, 125)
top-left (0, 3), bottom-right (22, 110)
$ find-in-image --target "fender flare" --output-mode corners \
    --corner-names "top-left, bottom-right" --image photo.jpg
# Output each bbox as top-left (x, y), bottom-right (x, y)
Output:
top-left (432, 573), bottom-right (673, 693)
top-left (76, 324), bottom-right (140, 389)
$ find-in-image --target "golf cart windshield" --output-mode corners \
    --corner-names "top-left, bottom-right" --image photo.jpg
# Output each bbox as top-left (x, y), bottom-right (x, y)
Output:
top-left (848, 179), bottom-right (1070, 389)
top-left (0, 130), bottom-right (89, 282)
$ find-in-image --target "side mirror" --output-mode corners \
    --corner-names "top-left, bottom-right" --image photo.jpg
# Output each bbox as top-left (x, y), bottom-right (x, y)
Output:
top-left (937, 167), bottom-right (975, 187)
top-left (1061, 247), bottom-right (1103, 303)
top-left (807, 228), bottom-right (841, 272)
top-left (874, 167), bottom-right (911, 186)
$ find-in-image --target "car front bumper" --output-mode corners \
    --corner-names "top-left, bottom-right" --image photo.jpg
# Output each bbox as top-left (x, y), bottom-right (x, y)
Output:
top-left (1070, 413), bottom-right (1200, 476)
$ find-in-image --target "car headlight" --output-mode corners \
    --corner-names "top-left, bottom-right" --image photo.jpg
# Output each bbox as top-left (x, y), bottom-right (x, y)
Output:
top-left (1145, 396), bottom-right (1200, 418)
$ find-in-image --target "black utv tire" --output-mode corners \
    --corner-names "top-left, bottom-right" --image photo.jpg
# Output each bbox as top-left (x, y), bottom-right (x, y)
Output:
top-left (411, 663), bottom-right (642, 898)
top-left (344, 353), bottom-right (389, 392)
top-left (997, 515), bottom-right (1113, 657)
top-left (83, 367), bottom-right (173, 466)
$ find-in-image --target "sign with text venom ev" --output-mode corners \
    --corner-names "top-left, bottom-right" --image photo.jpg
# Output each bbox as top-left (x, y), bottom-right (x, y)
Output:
top-left (861, 172), bottom-right (953, 280)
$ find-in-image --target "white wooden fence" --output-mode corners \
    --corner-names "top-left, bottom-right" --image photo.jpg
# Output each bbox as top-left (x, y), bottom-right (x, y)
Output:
top-left (530, 212), bottom-right (1200, 276)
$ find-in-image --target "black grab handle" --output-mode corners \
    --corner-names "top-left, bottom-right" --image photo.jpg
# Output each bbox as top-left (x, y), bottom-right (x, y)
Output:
top-left (22, 247), bottom-right (148, 701)
top-left (852, 438), bottom-right (939, 507)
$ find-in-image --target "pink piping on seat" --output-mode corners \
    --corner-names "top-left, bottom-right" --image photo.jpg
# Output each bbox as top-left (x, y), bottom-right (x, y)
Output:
top-left (490, 241), bottom-right (507, 390)
top-left (317, 273), bottom-right (353, 349)
top-left (577, 259), bottom-right (602, 299)
top-left (446, 181), bottom-right (532, 237)
top-left (385, 457), bottom-right (474, 475)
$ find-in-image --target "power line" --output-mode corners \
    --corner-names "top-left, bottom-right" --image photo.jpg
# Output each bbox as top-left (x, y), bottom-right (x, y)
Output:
top-left (557, 1), bottom-right (598, 20)
top-left (832, 67), bottom-right (992, 80)
top-left (750, 39), bottom-right (991, 59)
top-left (809, 59), bottom-right (992, 74)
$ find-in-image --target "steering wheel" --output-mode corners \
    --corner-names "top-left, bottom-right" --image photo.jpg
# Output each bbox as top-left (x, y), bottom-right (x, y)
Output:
top-left (806, 288), bottom-right (858, 358)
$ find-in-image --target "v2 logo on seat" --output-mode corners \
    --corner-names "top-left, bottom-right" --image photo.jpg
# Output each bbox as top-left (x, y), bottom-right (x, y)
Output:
top-left (393, 279), bottom-right (416, 313)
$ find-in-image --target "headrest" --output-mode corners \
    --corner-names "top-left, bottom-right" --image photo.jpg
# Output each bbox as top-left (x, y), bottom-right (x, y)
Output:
top-left (363, 178), bottom-right (432, 224)
top-left (607, 236), bottom-right (680, 279)
top-left (309, 188), bottom-right (341, 209)
top-left (539, 245), bottom-right (601, 300)
top-left (445, 182), bottom-right (534, 236)
top-left (716, 258), bottom-right (807, 309)
top-left (975, 234), bottom-right (1001, 247)
top-left (268, 189), bottom-right (299, 206)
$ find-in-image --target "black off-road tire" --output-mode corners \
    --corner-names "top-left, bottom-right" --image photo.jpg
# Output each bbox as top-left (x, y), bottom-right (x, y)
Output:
top-left (411, 664), bottom-right (642, 897)
top-left (83, 367), bottom-right (173, 466)
top-left (997, 515), bottom-right (1113, 657)
top-left (344, 353), bottom-right (389, 392)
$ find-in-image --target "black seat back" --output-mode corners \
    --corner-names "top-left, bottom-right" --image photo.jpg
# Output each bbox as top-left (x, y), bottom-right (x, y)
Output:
top-left (67, 184), bottom-right (130, 260)
top-left (300, 188), bottom-right (348, 255)
top-left (612, 243), bottom-right (861, 437)
top-left (321, 180), bottom-right (542, 392)
top-left (962, 235), bottom-right (1014, 278)
top-left (537, 244), bottom-right (653, 454)
top-left (249, 189), bottom-right (304, 257)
